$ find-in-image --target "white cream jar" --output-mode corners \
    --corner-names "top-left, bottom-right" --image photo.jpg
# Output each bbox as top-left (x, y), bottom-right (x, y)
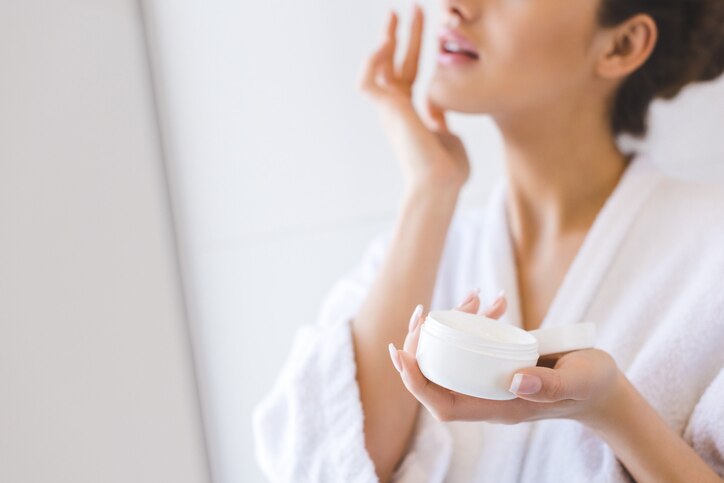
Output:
top-left (416, 310), bottom-right (596, 400)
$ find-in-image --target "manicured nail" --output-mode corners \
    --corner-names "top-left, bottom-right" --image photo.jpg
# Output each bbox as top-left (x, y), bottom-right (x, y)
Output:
top-left (388, 343), bottom-right (403, 373)
top-left (489, 289), bottom-right (505, 307)
top-left (408, 304), bottom-right (423, 333)
top-left (457, 287), bottom-right (480, 308)
top-left (509, 373), bottom-right (541, 394)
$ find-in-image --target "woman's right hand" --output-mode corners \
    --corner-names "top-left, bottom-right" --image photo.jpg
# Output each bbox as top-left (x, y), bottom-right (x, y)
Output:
top-left (356, 4), bottom-right (471, 193)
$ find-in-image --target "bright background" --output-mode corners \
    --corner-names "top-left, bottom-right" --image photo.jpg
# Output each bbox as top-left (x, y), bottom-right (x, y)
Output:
top-left (2, 1), bottom-right (722, 482)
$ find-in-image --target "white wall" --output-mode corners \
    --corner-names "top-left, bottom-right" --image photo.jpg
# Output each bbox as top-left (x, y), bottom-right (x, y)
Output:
top-left (623, 79), bottom-right (724, 179)
top-left (142, 1), bottom-right (724, 481)
top-left (0, 1), bottom-right (210, 482)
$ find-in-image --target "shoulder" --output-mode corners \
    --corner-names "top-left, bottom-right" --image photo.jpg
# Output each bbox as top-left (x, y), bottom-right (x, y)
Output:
top-left (639, 170), bottom-right (724, 284)
top-left (654, 171), bottom-right (724, 208)
top-left (648, 171), bottom-right (724, 238)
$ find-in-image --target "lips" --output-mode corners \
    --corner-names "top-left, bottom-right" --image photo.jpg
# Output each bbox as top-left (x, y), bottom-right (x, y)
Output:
top-left (437, 28), bottom-right (480, 60)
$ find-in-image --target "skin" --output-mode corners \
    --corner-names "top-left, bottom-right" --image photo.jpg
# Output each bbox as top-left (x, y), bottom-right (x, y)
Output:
top-left (354, 1), bottom-right (722, 482)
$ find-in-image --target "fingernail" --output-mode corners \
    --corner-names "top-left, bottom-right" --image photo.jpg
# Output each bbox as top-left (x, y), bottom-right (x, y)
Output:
top-left (509, 373), bottom-right (541, 394)
top-left (388, 343), bottom-right (403, 373)
top-left (408, 304), bottom-right (423, 332)
top-left (457, 287), bottom-right (480, 308)
top-left (489, 289), bottom-right (505, 307)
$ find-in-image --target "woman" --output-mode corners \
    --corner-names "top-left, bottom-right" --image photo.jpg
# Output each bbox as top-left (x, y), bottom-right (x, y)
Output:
top-left (253, 0), bottom-right (724, 481)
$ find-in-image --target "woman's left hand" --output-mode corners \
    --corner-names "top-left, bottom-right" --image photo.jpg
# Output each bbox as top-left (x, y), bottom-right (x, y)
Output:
top-left (388, 292), bottom-right (624, 427)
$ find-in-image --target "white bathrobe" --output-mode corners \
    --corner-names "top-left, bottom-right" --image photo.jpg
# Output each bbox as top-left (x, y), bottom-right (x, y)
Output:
top-left (252, 153), bottom-right (724, 482)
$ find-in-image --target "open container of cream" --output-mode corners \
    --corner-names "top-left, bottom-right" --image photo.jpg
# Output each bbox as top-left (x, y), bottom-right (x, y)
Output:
top-left (416, 310), bottom-right (596, 400)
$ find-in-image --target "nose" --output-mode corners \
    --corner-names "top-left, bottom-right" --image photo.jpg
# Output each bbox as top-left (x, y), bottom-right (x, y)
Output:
top-left (440, 0), bottom-right (478, 26)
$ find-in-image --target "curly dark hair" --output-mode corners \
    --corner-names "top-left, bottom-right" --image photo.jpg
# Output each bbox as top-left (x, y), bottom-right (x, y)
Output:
top-left (598, 0), bottom-right (724, 138)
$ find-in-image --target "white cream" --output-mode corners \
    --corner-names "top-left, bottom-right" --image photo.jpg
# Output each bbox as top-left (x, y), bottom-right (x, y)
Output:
top-left (425, 310), bottom-right (536, 345)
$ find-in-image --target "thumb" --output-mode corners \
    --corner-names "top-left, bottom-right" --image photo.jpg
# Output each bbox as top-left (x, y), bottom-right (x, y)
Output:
top-left (421, 96), bottom-right (450, 133)
top-left (507, 366), bottom-right (578, 403)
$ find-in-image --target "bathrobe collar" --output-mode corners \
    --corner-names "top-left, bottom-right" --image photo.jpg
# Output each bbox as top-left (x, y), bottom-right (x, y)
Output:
top-left (480, 153), bottom-right (663, 330)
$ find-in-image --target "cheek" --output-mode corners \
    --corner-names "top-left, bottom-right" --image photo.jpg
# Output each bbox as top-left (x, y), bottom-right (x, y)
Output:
top-left (486, 12), bottom-right (593, 99)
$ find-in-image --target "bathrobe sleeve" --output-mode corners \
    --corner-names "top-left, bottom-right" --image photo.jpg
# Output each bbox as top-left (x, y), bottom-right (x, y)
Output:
top-left (683, 367), bottom-right (724, 477)
top-left (251, 227), bottom-right (454, 483)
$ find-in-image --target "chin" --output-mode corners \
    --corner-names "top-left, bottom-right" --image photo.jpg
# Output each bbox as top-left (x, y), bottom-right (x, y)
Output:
top-left (427, 75), bottom-right (487, 115)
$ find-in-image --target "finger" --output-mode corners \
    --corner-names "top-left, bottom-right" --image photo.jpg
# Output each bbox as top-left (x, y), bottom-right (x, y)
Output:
top-left (388, 342), bottom-right (403, 373)
top-left (421, 96), bottom-right (450, 133)
top-left (397, 350), bottom-right (533, 422)
top-left (396, 349), bottom-right (457, 421)
top-left (357, 11), bottom-right (396, 95)
top-left (481, 291), bottom-right (507, 320)
top-left (508, 366), bottom-right (580, 403)
top-left (402, 319), bottom-right (423, 355)
top-left (403, 304), bottom-right (425, 354)
top-left (406, 303), bottom-right (424, 333)
top-left (379, 10), bottom-right (398, 87)
top-left (399, 2), bottom-right (423, 84)
top-left (357, 42), bottom-right (392, 96)
top-left (454, 288), bottom-right (481, 314)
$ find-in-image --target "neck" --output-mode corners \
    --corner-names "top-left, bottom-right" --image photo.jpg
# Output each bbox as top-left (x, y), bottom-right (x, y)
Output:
top-left (493, 97), bottom-right (631, 244)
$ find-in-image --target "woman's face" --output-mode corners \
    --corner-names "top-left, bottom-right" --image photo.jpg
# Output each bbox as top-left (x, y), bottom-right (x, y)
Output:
top-left (429, 0), bottom-right (608, 117)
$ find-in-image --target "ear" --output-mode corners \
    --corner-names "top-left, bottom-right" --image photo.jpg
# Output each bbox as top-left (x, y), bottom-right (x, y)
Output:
top-left (596, 13), bottom-right (658, 81)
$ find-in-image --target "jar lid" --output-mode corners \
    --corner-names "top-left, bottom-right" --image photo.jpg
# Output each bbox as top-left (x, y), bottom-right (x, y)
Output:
top-left (527, 322), bottom-right (596, 356)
